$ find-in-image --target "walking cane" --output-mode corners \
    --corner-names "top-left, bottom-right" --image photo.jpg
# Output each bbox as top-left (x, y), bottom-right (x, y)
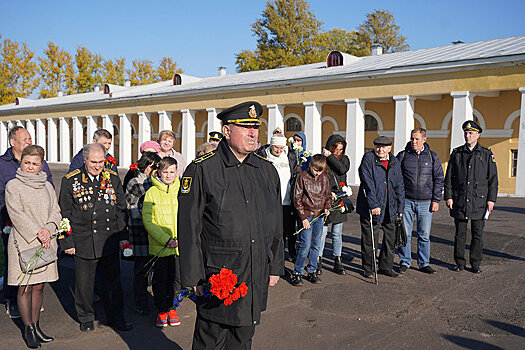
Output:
top-left (363, 188), bottom-right (378, 285)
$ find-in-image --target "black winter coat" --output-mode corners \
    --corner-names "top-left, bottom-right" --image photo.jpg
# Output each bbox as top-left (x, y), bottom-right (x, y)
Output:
top-left (59, 167), bottom-right (127, 259)
top-left (177, 139), bottom-right (284, 327)
top-left (356, 152), bottom-right (405, 224)
top-left (444, 143), bottom-right (498, 220)
top-left (397, 142), bottom-right (444, 202)
top-left (324, 134), bottom-right (351, 225)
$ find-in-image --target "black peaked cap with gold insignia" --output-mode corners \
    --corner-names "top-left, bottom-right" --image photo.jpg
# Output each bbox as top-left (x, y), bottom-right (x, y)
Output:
top-left (462, 120), bottom-right (482, 133)
top-left (217, 101), bottom-right (263, 126)
top-left (208, 131), bottom-right (223, 141)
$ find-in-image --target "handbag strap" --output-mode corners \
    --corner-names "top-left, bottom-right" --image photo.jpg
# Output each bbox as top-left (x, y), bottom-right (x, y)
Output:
top-left (11, 225), bottom-right (22, 255)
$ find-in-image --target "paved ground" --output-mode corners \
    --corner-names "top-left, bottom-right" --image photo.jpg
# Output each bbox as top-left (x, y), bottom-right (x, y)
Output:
top-left (1, 164), bottom-right (524, 349)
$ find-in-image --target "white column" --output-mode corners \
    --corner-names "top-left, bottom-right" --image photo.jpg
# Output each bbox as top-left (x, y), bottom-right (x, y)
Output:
top-left (266, 104), bottom-right (285, 144)
top-left (181, 109), bottom-right (196, 164)
top-left (393, 95), bottom-right (415, 155)
top-left (0, 122), bottom-right (8, 154)
top-left (345, 99), bottom-right (366, 186)
top-left (35, 119), bottom-right (46, 154)
top-left (206, 108), bottom-right (222, 138)
top-left (25, 120), bottom-right (35, 142)
top-left (86, 116), bottom-right (98, 143)
top-left (303, 102), bottom-right (322, 153)
top-left (101, 115), bottom-right (114, 155)
top-left (516, 88), bottom-right (525, 196)
top-left (72, 117), bottom-right (83, 153)
top-left (158, 111), bottom-right (172, 132)
top-left (119, 113), bottom-right (132, 167)
top-left (47, 118), bottom-right (58, 162)
top-left (59, 118), bottom-right (70, 163)
top-left (15, 120), bottom-right (23, 127)
top-left (450, 91), bottom-right (474, 151)
top-left (138, 112), bottom-right (152, 153)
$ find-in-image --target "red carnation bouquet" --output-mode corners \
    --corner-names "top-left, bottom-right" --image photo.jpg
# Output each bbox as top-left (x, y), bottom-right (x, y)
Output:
top-left (105, 155), bottom-right (117, 168)
top-left (174, 268), bottom-right (248, 307)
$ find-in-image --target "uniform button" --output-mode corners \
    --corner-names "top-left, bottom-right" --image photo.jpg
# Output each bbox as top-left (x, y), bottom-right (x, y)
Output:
top-left (93, 212), bottom-right (96, 215)
top-left (466, 199), bottom-right (469, 202)
top-left (107, 227), bottom-right (110, 231)
top-left (246, 200), bottom-right (249, 204)
top-left (467, 182), bottom-right (470, 184)
top-left (251, 240), bottom-right (255, 243)
top-left (93, 230), bottom-right (97, 233)
top-left (107, 218), bottom-right (110, 222)
top-left (93, 221), bottom-right (97, 224)
top-left (253, 321), bottom-right (256, 324)
top-left (106, 209), bottom-right (109, 213)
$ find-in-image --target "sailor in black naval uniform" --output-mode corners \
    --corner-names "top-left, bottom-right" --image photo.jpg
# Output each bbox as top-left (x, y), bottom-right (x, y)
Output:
top-left (59, 143), bottom-right (132, 332)
top-left (178, 101), bottom-right (284, 350)
top-left (444, 120), bottom-right (498, 273)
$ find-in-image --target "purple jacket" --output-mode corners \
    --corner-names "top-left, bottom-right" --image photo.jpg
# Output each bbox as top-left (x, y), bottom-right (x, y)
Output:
top-left (0, 147), bottom-right (54, 229)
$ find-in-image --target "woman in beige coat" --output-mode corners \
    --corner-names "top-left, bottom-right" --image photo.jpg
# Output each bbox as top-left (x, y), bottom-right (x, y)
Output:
top-left (6, 145), bottom-right (61, 348)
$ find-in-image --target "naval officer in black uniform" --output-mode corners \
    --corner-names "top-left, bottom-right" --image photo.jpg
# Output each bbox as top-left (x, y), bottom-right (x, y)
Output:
top-left (444, 120), bottom-right (498, 273)
top-left (59, 143), bottom-right (132, 332)
top-left (178, 101), bottom-right (284, 350)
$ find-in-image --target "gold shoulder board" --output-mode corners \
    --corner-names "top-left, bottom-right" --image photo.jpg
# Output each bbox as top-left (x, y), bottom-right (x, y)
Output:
top-left (65, 168), bottom-right (81, 179)
top-left (193, 151), bottom-right (215, 163)
top-left (253, 153), bottom-right (272, 163)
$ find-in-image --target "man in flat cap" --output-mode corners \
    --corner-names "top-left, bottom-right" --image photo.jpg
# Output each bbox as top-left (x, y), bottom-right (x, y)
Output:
top-left (178, 101), bottom-right (284, 349)
top-left (208, 131), bottom-right (223, 146)
top-left (444, 120), bottom-right (498, 273)
top-left (356, 136), bottom-right (405, 278)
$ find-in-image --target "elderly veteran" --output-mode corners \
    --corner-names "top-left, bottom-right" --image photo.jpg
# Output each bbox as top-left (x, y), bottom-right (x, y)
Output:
top-left (178, 101), bottom-right (284, 349)
top-left (356, 136), bottom-right (405, 278)
top-left (444, 120), bottom-right (498, 273)
top-left (59, 143), bottom-right (131, 332)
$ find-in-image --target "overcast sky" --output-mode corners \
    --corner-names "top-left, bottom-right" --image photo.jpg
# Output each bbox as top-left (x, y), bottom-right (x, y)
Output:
top-left (1, 0), bottom-right (524, 78)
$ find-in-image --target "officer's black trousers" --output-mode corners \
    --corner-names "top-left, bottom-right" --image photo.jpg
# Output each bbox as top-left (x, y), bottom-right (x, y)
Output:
top-left (192, 317), bottom-right (255, 350)
top-left (360, 215), bottom-right (396, 274)
top-left (133, 255), bottom-right (151, 310)
top-left (74, 253), bottom-right (124, 324)
top-left (454, 218), bottom-right (485, 269)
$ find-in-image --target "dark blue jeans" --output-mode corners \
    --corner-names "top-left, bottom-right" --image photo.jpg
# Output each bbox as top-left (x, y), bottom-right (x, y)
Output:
top-left (294, 217), bottom-right (324, 275)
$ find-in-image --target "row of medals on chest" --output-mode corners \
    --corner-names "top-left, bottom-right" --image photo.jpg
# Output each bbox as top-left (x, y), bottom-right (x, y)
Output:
top-left (73, 174), bottom-right (117, 210)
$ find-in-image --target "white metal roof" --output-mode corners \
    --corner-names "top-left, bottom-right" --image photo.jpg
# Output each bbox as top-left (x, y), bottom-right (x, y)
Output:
top-left (2, 35), bottom-right (525, 112)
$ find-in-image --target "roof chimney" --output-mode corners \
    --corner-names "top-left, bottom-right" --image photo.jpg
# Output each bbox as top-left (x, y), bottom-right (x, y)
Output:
top-left (371, 44), bottom-right (383, 56)
top-left (124, 80), bottom-right (131, 87)
top-left (57, 91), bottom-right (64, 97)
top-left (218, 66), bottom-right (226, 76)
top-left (94, 86), bottom-right (100, 92)
top-left (452, 40), bottom-right (464, 45)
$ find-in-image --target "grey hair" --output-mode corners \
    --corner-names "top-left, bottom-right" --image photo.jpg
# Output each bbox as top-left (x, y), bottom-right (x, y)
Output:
top-left (93, 129), bottom-right (112, 141)
top-left (8, 126), bottom-right (25, 141)
top-left (82, 143), bottom-right (106, 160)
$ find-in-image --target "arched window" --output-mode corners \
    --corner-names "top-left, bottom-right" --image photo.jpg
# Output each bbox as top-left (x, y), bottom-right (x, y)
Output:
top-left (365, 115), bottom-right (378, 131)
top-left (173, 74), bottom-right (182, 85)
top-left (327, 51), bottom-right (343, 67)
top-left (285, 117), bottom-right (301, 132)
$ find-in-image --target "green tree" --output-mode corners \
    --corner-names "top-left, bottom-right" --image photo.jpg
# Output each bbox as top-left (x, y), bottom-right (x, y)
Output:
top-left (128, 59), bottom-right (158, 86)
top-left (355, 9), bottom-right (409, 55)
top-left (38, 41), bottom-right (74, 98)
top-left (236, 0), bottom-right (324, 72)
top-left (157, 57), bottom-right (183, 81)
top-left (315, 28), bottom-right (361, 56)
top-left (102, 57), bottom-right (127, 86)
top-left (73, 46), bottom-right (103, 93)
top-left (0, 35), bottom-right (40, 105)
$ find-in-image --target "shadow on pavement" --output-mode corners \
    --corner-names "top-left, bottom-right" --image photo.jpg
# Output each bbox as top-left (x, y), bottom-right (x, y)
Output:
top-left (50, 255), bottom-right (78, 322)
top-left (485, 319), bottom-right (525, 337)
top-left (441, 334), bottom-right (504, 349)
top-left (493, 206), bottom-right (525, 214)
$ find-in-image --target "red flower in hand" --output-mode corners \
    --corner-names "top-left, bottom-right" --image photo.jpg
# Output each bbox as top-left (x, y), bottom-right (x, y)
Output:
top-left (106, 156), bottom-right (116, 166)
top-left (129, 162), bottom-right (138, 171)
top-left (339, 182), bottom-right (346, 187)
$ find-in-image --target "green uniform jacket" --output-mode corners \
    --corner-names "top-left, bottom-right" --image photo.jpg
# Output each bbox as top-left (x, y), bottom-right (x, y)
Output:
top-left (142, 172), bottom-right (180, 257)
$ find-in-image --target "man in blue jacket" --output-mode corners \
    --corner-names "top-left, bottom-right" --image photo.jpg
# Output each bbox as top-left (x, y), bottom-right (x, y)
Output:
top-left (356, 136), bottom-right (405, 278)
top-left (69, 129), bottom-right (118, 173)
top-left (0, 126), bottom-right (53, 318)
top-left (397, 128), bottom-right (444, 274)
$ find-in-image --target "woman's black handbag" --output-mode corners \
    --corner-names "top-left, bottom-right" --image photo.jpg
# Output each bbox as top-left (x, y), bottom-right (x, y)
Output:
top-left (394, 216), bottom-right (407, 249)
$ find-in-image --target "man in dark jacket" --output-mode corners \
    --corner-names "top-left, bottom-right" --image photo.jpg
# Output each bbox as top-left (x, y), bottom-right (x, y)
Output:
top-left (178, 102), bottom-right (284, 349)
top-left (59, 143), bottom-right (131, 332)
top-left (397, 128), bottom-right (444, 274)
top-left (444, 121), bottom-right (498, 273)
top-left (356, 136), bottom-right (405, 278)
top-left (68, 129), bottom-right (118, 173)
top-left (0, 126), bottom-right (53, 319)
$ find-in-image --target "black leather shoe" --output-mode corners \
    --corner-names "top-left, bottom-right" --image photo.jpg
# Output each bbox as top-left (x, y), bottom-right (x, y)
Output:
top-left (24, 324), bottom-right (40, 348)
top-left (378, 269), bottom-right (399, 277)
top-left (334, 256), bottom-right (346, 275)
top-left (419, 266), bottom-right (435, 274)
top-left (399, 265), bottom-right (408, 274)
top-left (472, 267), bottom-right (482, 274)
top-left (80, 322), bottom-right (94, 332)
top-left (109, 321), bottom-right (133, 331)
top-left (363, 272), bottom-right (373, 279)
top-left (34, 321), bottom-right (53, 342)
top-left (452, 265), bottom-right (464, 272)
top-left (307, 272), bottom-right (321, 284)
top-left (290, 273), bottom-right (303, 286)
top-left (315, 257), bottom-right (322, 275)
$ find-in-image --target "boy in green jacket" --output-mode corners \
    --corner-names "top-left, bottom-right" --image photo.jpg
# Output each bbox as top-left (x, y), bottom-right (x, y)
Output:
top-left (143, 157), bottom-right (181, 327)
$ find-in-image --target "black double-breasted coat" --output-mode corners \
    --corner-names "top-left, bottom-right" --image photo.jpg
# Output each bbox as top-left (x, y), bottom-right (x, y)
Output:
top-left (178, 139), bottom-right (284, 327)
top-left (59, 166), bottom-right (127, 259)
top-left (444, 143), bottom-right (498, 220)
